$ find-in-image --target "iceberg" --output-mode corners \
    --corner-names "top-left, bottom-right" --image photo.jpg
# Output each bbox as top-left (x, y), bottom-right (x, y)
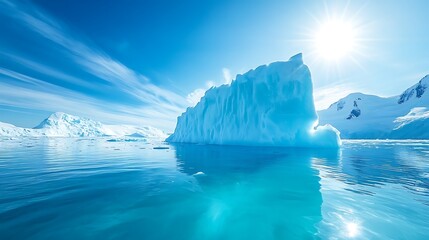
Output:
top-left (167, 53), bottom-right (341, 148)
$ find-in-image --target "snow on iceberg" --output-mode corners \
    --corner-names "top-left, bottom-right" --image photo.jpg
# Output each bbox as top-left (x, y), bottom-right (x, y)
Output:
top-left (167, 53), bottom-right (341, 148)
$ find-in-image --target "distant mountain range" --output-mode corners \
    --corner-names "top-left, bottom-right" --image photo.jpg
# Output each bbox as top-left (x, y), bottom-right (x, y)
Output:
top-left (0, 112), bottom-right (167, 139)
top-left (318, 75), bottom-right (429, 139)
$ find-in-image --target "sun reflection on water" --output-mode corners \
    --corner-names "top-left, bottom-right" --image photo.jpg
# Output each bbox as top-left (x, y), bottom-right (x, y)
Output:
top-left (345, 221), bottom-right (360, 238)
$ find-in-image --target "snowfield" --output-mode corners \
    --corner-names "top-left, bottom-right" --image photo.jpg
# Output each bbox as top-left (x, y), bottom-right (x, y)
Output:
top-left (167, 53), bottom-right (341, 148)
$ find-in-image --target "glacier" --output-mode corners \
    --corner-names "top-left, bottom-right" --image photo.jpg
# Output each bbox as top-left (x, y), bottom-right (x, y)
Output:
top-left (0, 112), bottom-right (167, 139)
top-left (167, 53), bottom-right (341, 148)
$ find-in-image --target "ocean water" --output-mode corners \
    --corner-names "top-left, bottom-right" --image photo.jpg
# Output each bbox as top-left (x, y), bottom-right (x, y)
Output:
top-left (0, 138), bottom-right (428, 240)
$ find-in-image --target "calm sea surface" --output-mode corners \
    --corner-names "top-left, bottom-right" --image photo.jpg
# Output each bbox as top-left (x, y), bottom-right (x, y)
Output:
top-left (0, 138), bottom-right (428, 239)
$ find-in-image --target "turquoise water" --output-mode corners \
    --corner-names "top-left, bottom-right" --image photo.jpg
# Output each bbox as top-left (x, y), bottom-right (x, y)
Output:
top-left (0, 139), bottom-right (428, 239)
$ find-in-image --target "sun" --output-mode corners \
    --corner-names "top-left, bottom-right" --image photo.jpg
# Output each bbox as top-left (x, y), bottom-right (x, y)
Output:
top-left (314, 20), bottom-right (357, 61)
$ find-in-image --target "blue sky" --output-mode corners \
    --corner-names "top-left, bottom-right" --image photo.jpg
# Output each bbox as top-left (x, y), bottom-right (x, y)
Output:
top-left (0, 0), bottom-right (428, 131)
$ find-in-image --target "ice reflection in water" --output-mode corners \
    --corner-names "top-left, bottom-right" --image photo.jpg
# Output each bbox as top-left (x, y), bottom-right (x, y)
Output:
top-left (173, 144), bottom-right (339, 239)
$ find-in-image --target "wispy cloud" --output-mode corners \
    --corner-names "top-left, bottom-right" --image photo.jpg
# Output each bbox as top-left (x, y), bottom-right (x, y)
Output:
top-left (0, 0), bottom-right (188, 130)
top-left (0, 68), bottom-right (177, 129)
top-left (222, 68), bottom-right (233, 84)
top-left (186, 88), bottom-right (206, 106)
top-left (186, 68), bottom-right (235, 106)
top-left (186, 81), bottom-right (215, 106)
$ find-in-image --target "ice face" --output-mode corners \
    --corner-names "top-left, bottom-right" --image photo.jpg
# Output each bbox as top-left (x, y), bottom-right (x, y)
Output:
top-left (167, 53), bottom-right (341, 148)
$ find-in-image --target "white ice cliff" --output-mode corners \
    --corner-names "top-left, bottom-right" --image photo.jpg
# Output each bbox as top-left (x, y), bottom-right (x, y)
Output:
top-left (167, 53), bottom-right (341, 148)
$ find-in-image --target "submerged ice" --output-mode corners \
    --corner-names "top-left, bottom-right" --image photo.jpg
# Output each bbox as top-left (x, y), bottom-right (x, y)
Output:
top-left (167, 53), bottom-right (341, 147)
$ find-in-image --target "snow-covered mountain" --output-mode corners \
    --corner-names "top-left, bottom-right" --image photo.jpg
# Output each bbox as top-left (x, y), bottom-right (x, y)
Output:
top-left (318, 75), bottom-right (429, 139)
top-left (167, 53), bottom-right (340, 148)
top-left (0, 112), bottom-right (167, 139)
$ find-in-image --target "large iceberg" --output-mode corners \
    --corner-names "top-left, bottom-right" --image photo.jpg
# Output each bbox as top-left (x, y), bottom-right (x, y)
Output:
top-left (167, 53), bottom-right (341, 148)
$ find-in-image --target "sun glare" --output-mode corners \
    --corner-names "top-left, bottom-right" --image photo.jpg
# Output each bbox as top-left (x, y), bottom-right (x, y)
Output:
top-left (314, 20), bottom-right (357, 61)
